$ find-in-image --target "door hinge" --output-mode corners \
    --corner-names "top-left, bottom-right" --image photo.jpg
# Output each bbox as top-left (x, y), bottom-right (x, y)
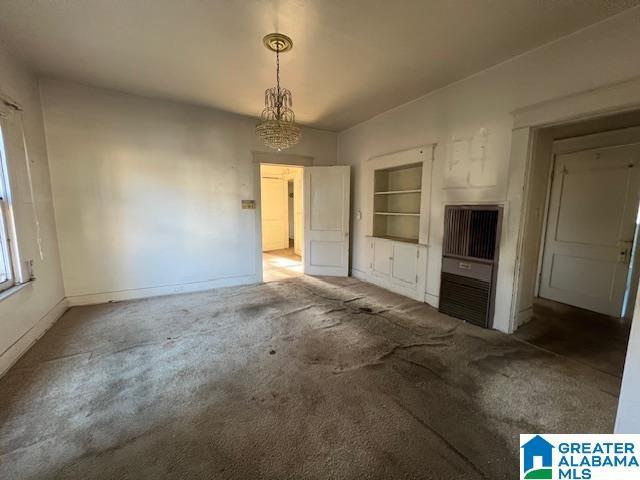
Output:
top-left (415, 274), bottom-right (418, 283)
top-left (416, 249), bottom-right (419, 258)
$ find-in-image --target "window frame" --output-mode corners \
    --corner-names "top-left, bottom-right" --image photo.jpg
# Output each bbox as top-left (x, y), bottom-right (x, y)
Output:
top-left (0, 125), bottom-right (16, 293)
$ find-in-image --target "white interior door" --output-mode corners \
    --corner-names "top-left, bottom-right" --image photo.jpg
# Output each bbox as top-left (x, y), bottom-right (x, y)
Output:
top-left (304, 166), bottom-right (350, 276)
top-left (261, 176), bottom-right (288, 252)
top-left (539, 144), bottom-right (640, 316)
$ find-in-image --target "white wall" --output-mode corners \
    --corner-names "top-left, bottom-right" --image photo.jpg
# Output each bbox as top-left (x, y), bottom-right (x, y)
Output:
top-left (337, 7), bottom-right (640, 334)
top-left (0, 42), bottom-right (65, 375)
top-left (40, 79), bottom-right (336, 304)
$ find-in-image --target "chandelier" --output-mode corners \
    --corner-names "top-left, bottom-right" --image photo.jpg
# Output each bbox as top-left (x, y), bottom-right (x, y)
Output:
top-left (255, 33), bottom-right (301, 151)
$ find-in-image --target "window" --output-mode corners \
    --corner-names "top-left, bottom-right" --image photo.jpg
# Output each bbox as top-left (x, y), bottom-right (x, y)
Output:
top-left (0, 126), bottom-right (15, 292)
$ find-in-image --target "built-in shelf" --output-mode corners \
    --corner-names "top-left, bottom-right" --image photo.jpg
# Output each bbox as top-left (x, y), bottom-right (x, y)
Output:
top-left (373, 162), bottom-right (423, 242)
top-left (374, 212), bottom-right (420, 216)
top-left (374, 189), bottom-right (421, 195)
top-left (372, 235), bottom-right (419, 244)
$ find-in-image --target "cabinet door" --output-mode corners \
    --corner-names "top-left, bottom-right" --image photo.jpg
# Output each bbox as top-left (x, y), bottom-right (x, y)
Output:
top-left (390, 242), bottom-right (418, 287)
top-left (371, 238), bottom-right (392, 279)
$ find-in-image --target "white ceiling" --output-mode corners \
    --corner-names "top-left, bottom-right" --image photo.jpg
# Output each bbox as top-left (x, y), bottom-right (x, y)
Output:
top-left (0, 0), bottom-right (638, 131)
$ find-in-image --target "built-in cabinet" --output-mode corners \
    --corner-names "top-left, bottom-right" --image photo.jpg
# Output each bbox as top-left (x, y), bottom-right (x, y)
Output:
top-left (367, 236), bottom-right (427, 301)
top-left (356, 146), bottom-right (434, 301)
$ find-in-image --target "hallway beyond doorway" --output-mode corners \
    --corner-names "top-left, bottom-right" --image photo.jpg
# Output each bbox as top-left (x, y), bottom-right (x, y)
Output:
top-left (263, 243), bottom-right (303, 282)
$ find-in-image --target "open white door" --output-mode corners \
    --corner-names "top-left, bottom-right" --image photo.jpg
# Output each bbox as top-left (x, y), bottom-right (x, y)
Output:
top-left (304, 166), bottom-right (350, 276)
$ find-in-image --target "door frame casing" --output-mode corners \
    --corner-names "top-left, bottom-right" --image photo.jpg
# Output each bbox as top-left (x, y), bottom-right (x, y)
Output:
top-left (251, 151), bottom-right (314, 283)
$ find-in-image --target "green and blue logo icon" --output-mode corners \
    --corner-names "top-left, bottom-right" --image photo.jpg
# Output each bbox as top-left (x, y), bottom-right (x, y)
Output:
top-left (521, 435), bottom-right (554, 479)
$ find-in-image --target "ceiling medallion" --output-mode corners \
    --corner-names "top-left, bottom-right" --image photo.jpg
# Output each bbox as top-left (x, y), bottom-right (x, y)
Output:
top-left (255, 33), bottom-right (301, 151)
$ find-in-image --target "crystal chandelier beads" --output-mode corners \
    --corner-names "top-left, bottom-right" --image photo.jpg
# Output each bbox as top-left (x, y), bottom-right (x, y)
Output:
top-left (255, 33), bottom-right (301, 151)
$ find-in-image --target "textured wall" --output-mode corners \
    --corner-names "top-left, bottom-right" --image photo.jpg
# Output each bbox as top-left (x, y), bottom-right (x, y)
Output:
top-left (40, 80), bottom-right (336, 303)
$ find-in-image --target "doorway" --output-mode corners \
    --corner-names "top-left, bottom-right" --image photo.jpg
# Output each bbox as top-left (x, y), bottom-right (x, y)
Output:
top-left (260, 164), bottom-right (304, 282)
top-left (512, 111), bottom-right (640, 381)
top-left (253, 156), bottom-right (351, 283)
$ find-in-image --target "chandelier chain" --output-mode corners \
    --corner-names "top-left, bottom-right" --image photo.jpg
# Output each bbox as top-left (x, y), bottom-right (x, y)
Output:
top-left (276, 44), bottom-right (280, 116)
top-left (276, 45), bottom-right (280, 92)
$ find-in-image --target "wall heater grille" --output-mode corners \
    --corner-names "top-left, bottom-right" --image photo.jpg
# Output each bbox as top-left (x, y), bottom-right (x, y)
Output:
top-left (439, 205), bottom-right (502, 328)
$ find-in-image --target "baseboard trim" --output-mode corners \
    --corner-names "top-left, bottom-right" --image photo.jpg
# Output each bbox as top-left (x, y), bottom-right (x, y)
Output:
top-left (66, 274), bottom-right (260, 307)
top-left (516, 306), bottom-right (534, 328)
top-left (0, 297), bottom-right (69, 378)
top-left (425, 292), bottom-right (439, 309)
top-left (351, 267), bottom-right (368, 282)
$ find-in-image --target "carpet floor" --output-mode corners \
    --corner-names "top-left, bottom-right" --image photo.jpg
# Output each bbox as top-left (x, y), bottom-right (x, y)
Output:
top-left (0, 276), bottom-right (622, 479)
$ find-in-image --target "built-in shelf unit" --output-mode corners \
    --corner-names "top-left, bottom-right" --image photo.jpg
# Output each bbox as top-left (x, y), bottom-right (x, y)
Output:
top-left (358, 146), bottom-right (432, 302)
top-left (373, 162), bottom-right (423, 243)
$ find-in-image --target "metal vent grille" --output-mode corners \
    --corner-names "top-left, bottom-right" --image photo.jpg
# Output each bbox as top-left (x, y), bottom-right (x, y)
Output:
top-left (439, 273), bottom-right (491, 328)
top-left (440, 205), bottom-right (502, 329)
top-left (443, 207), bottom-right (499, 260)
top-left (443, 208), bottom-right (471, 258)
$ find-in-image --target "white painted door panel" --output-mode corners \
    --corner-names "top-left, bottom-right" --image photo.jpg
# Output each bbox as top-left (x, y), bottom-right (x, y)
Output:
top-left (304, 166), bottom-right (350, 276)
top-left (261, 176), bottom-right (288, 251)
top-left (391, 242), bottom-right (418, 287)
top-left (540, 144), bottom-right (640, 316)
